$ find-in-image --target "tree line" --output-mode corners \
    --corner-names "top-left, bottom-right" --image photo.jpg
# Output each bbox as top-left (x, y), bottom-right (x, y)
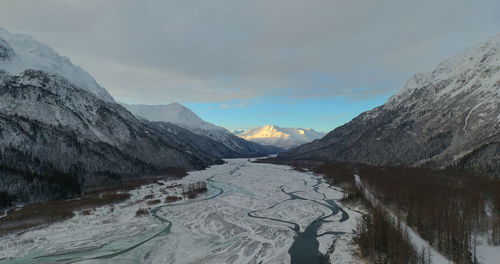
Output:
top-left (313, 162), bottom-right (500, 263)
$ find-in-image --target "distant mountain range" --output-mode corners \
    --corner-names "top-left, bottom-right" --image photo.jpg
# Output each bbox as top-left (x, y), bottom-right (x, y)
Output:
top-left (279, 34), bottom-right (500, 177)
top-left (235, 125), bottom-right (326, 149)
top-left (122, 103), bottom-right (282, 157)
top-left (0, 28), bottom-right (277, 206)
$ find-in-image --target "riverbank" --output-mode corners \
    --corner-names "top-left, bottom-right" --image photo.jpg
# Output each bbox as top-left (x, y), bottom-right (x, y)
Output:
top-left (0, 159), bottom-right (362, 264)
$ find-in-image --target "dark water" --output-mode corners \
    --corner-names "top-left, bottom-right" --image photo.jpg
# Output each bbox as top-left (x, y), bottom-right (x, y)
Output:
top-left (286, 178), bottom-right (349, 264)
top-left (247, 176), bottom-right (350, 264)
top-left (289, 218), bottom-right (329, 264)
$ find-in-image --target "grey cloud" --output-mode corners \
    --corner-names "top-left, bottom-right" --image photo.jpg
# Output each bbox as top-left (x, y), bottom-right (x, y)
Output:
top-left (0, 0), bottom-right (498, 103)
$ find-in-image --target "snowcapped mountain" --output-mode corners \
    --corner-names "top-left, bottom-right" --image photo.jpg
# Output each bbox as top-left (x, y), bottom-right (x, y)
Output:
top-left (122, 103), bottom-right (283, 157)
top-left (0, 69), bottom-right (227, 204)
top-left (0, 29), bottom-right (233, 205)
top-left (236, 125), bottom-right (326, 149)
top-left (0, 27), bottom-right (114, 102)
top-left (123, 103), bottom-right (224, 134)
top-left (280, 34), bottom-right (499, 177)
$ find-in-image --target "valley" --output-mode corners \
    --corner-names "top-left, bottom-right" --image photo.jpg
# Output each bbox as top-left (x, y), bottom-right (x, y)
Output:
top-left (0, 159), bottom-right (361, 264)
top-left (0, 3), bottom-right (498, 263)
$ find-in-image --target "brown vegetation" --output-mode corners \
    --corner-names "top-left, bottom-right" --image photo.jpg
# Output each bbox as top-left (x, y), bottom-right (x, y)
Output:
top-left (165, 196), bottom-right (181, 203)
top-left (135, 208), bottom-right (149, 217)
top-left (356, 205), bottom-right (427, 264)
top-left (0, 168), bottom-right (188, 235)
top-left (84, 177), bottom-right (167, 195)
top-left (146, 199), bottom-right (161, 206)
top-left (81, 209), bottom-right (93, 216)
top-left (314, 162), bottom-right (357, 187)
top-left (299, 160), bottom-right (500, 263)
top-left (313, 162), bottom-right (363, 202)
top-left (357, 165), bottom-right (500, 263)
top-left (0, 190), bottom-right (130, 235)
top-left (182, 181), bottom-right (208, 199)
top-left (311, 162), bottom-right (422, 262)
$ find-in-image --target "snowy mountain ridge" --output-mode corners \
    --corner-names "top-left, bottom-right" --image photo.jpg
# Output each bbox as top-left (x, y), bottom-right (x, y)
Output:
top-left (0, 29), bottom-right (242, 205)
top-left (388, 34), bottom-right (499, 108)
top-left (280, 34), bottom-right (500, 177)
top-left (0, 27), bottom-right (114, 102)
top-left (123, 102), bottom-right (226, 134)
top-left (0, 69), bottom-right (228, 204)
top-left (122, 103), bottom-right (283, 156)
top-left (236, 125), bottom-right (326, 149)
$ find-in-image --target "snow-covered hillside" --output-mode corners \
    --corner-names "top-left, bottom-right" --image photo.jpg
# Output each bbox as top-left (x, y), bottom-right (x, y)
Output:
top-left (280, 34), bottom-right (500, 177)
top-left (0, 70), bottom-right (226, 203)
top-left (0, 29), bottom-right (230, 205)
top-left (124, 103), bottom-right (226, 135)
top-left (123, 103), bottom-right (282, 156)
top-left (0, 27), bottom-right (114, 102)
top-left (236, 125), bottom-right (326, 149)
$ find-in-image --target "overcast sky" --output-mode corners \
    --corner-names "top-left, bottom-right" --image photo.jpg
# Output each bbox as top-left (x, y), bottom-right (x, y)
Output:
top-left (1, 0), bottom-right (499, 131)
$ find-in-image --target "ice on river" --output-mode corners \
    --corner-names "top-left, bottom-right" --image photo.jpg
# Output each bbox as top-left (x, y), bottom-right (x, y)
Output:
top-left (0, 159), bottom-right (362, 264)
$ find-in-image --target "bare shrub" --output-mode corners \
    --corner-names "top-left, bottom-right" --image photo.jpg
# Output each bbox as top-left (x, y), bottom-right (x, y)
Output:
top-left (135, 208), bottom-right (148, 217)
top-left (358, 165), bottom-right (500, 262)
top-left (356, 206), bottom-right (423, 263)
top-left (182, 181), bottom-right (208, 199)
top-left (0, 191), bottom-right (131, 235)
top-left (146, 199), bottom-right (161, 206)
top-left (165, 196), bottom-right (181, 203)
top-left (81, 209), bottom-right (93, 216)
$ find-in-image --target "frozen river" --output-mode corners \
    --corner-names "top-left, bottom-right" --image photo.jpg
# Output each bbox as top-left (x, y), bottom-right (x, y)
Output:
top-left (0, 159), bottom-right (361, 264)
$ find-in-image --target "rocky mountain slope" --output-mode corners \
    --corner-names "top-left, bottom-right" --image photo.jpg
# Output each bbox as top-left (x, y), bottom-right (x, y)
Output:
top-left (0, 70), bottom-right (224, 203)
top-left (0, 28), bottom-right (114, 102)
top-left (279, 35), bottom-right (500, 177)
top-left (0, 29), bottom-right (228, 205)
top-left (235, 125), bottom-right (325, 149)
top-left (123, 103), bottom-right (282, 157)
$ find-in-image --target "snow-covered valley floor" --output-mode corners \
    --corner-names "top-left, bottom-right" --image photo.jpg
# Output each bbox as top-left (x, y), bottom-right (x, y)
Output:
top-left (0, 159), bottom-right (362, 264)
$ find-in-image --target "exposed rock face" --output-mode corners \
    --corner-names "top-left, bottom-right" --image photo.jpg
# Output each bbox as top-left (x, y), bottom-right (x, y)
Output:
top-left (123, 103), bottom-right (283, 157)
top-left (280, 35), bottom-right (500, 177)
top-left (235, 125), bottom-right (325, 149)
